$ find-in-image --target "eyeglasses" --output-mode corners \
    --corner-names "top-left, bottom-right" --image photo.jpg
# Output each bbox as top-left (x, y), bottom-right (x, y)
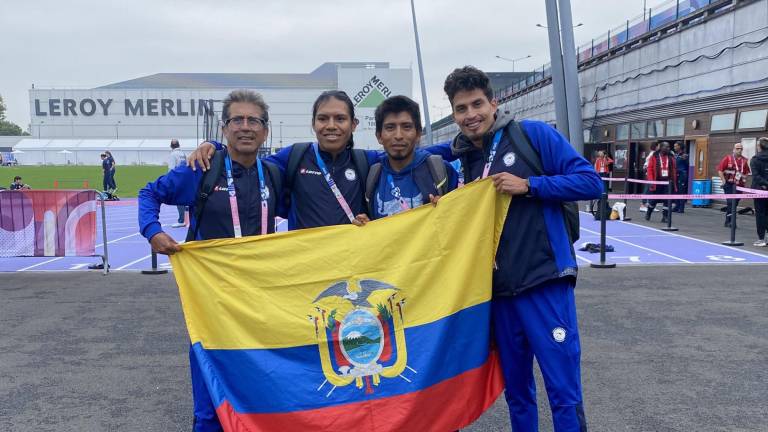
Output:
top-left (224, 116), bottom-right (267, 129)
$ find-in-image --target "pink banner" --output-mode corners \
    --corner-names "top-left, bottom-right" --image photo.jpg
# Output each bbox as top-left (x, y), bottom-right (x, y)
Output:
top-left (0, 190), bottom-right (97, 257)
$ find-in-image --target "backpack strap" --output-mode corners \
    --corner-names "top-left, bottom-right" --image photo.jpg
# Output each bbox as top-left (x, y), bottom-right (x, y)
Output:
top-left (285, 142), bottom-right (312, 191)
top-left (365, 162), bottom-right (383, 217)
top-left (186, 150), bottom-right (225, 242)
top-left (263, 160), bottom-right (282, 210)
top-left (425, 154), bottom-right (449, 196)
top-left (505, 121), bottom-right (544, 176)
top-left (350, 148), bottom-right (370, 192)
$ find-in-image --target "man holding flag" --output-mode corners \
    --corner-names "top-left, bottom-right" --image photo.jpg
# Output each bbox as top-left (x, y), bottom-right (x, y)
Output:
top-left (444, 66), bottom-right (602, 431)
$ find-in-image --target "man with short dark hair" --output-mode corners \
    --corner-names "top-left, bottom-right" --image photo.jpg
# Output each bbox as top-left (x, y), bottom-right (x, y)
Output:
top-left (718, 143), bottom-right (751, 227)
top-left (359, 95), bottom-right (458, 220)
top-left (139, 89), bottom-right (281, 432)
top-left (673, 142), bottom-right (689, 213)
top-left (9, 176), bottom-right (30, 190)
top-left (645, 141), bottom-right (677, 223)
top-left (443, 65), bottom-right (602, 431)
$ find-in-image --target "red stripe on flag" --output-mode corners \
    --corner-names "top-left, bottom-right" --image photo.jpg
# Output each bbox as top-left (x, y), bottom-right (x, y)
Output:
top-left (215, 353), bottom-right (503, 432)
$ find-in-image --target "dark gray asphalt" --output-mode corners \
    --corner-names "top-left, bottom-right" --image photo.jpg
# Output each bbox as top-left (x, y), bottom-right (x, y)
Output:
top-left (2, 265), bottom-right (767, 431)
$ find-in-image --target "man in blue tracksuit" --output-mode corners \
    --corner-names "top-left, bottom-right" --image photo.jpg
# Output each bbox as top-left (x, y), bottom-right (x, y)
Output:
top-left (139, 90), bottom-right (281, 432)
top-left (189, 91), bottom-right (456, 230)
top-left (364, 95), bottom-right (458, 220)
top-left (443, 66), bottom-right (602, 431)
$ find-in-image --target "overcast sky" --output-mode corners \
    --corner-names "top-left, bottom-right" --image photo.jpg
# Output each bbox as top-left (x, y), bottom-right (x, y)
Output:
top-left (0, 0), bottom-right (644, 130)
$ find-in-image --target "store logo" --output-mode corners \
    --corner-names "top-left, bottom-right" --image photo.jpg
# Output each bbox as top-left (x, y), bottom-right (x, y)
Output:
top-left (353, 75), bottom-right (393, 108)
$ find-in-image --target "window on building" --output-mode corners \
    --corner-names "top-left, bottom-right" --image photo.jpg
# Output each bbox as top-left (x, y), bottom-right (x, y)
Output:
top-left (647, 120), bottom-right (664, 138)
top-left (737, 109), bottom-right (768, 130)
top-left (616, 124), bottom-right (629, 140)
top-left (666, 117), bottom-right (684, 136)
top-left (583, 129), bottom-right (592, 144)
top-left (630, 122), bottom-right (646, 139)
top-left (710, 113), bottom-right (736, 132)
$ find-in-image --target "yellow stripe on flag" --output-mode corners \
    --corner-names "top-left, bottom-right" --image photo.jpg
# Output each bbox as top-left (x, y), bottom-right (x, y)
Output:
top-left (170, 178), bottom-right (509, 349)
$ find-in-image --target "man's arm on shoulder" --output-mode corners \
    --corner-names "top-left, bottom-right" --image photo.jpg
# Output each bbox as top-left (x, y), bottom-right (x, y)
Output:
top-left (521, 120), bottom-right (603, 201)
top-left (138, 166), bottom-right (200, 241)
top-left (265, 145), bottom-right (293, 173)
top-left (424, 141), bottom-right (458, 162)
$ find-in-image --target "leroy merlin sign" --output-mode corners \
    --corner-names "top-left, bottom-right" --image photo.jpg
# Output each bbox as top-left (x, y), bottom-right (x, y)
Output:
top-left (352, 75), bottom-right (393, 107)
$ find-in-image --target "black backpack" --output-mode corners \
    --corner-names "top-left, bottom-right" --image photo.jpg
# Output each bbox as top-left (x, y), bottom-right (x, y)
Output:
top-left (364, 155), bottom-right (449, 217)
top-left (461, 122), bottom-right (580, 244)
top-left (186, 150), bottom-right (282, 242)
top-left (284, 142), bottom-right (370, 213)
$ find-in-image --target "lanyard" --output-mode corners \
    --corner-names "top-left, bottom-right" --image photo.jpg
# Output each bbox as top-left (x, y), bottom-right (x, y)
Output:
top-left (482, 130), bottom-right (504, 179)
top-left (256, 158), bottom-right (269, 236)
top-left (387, 174), bottom-right (411, 212)
top-left (731, 155), bottom-right (744, 173)
top-left (223, 155), bottom-right (243, 238)
top-left (312, 143), bottom-right (356, 223)
top-left (223, 156), bottom-right (270, 238)
top-left (660, 155), bottom-right (669, 172)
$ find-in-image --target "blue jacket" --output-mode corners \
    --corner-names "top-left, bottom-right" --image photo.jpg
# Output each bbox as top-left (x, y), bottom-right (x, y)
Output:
top-left (209, 141), bottom-right (455, 230)
top-left (138, 158), bottom-right (281, 242)
top-left (450, 115), bottom-right (602, 296)
top-left (370, 149), bottom-right (459, 220)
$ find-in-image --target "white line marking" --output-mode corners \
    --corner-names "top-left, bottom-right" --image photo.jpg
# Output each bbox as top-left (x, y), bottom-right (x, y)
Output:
top-left (116, 254), bottom-right (153, 270)
top-left (580, 227), bottom-right (692, 263)
top-left (18, 257), bottom-right (63, 271)
top-left (575, 254), bottom-right (592, 264)
top-left (96, 232), bottom-right (141, 248)
top-left (614, 220), bottom-right (768, 260)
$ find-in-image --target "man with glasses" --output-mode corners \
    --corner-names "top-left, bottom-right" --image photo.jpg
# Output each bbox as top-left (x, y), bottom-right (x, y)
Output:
top-left (718, 143), bottom-right (751, 228)
top-left (139, 89), bottom-right (282, 432)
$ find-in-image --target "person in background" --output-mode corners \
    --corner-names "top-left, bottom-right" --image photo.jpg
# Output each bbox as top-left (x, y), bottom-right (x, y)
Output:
top-left (645, 141), bottom-right (677, 223)
top-left (717, 143), bottom-right (750, 228)
top-left (673, 142), bottom-right (689, 213)
top-left (639, 142), bottom-right (659, 213)
top-left (749, 137), bottom-right (768, 246)
top-left (168, 139), bottom-right (187, 228)
top-left (9, 176), bottom-right (30, 190)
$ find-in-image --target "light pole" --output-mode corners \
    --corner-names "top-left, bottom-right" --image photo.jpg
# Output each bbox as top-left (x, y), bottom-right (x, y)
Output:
top-left (495, 54), bottom-right (532, 72)
top-left (38, 121), bottom-right (44, 139)
top-left (115, 120), bottom-right (121, 139)
top-left (410, 0), bottom-right (433, 145)
top-left (279, 121), bottom-right (283, 146)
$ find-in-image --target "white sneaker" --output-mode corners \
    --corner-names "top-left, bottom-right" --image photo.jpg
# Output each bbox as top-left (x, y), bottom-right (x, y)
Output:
top-left (171, 222), bottom-right (185, 228)
top-left (638, 206), bottom-right (648, 212)
top-left (653, 208), bottom-right (660, 212)
top-left (753, 240), bottom-right (767, 247)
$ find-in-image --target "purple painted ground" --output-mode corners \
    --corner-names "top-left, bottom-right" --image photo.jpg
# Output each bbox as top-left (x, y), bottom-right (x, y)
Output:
top-left (1, 201), bottom-right (766, 272)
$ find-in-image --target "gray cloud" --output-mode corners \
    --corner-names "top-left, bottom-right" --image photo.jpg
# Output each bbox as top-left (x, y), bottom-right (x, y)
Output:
top-left (0, 0), bottom-right (642, 130)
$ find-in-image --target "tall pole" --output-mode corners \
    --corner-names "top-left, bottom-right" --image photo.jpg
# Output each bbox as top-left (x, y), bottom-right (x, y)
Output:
top-left (410, 0), bottom-right (433, 145)
top-left (545, 0), bottom-right (570, 140)
top-left (559, 0), bottom-right (585, 154)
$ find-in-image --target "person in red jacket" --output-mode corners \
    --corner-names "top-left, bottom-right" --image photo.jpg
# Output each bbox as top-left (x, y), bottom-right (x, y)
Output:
top-left (645, 141), bottom-right (677, 223)
top-left (717, 143), bottom-right (751, 228)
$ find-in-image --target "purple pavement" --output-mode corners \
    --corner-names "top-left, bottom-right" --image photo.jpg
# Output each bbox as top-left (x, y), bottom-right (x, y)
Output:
top-left (576, 212), bottom-right (768, 266)
top-left (2, 202), bottom-right (767, 272)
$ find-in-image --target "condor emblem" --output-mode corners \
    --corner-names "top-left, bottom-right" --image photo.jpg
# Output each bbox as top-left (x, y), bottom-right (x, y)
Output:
top-left (309, 279), bottom-right (414, 397)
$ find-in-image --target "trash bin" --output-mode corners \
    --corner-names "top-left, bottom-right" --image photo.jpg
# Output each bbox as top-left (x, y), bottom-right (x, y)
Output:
top-left (692, 179), bottom-right (711, 207)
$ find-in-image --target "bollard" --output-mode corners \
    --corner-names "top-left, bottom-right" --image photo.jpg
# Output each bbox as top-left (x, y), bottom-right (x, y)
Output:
top-left (142, 250), bottom-right (169, 275)
top-left (591, 192), bottom-right (616, 269)
top-left (661, 178), bottom-right (678, 232)
top-left (722, 197), bottom-right (743, 246)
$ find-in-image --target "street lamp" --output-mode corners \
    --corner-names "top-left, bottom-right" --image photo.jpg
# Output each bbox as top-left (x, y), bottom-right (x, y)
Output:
top-left (410, 0), bottom-right (433, 145)
top-left (495, 54), bottom-right (532, 72)
top-left (38, 120), bottom-right (44, 139)
top-left (115, 120), bottom-right (121, 139)
top-left (279, 121), bottom-right (283, 146)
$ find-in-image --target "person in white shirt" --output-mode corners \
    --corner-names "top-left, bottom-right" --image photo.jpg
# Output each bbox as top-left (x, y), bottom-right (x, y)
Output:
top-left (168, 139), bottom-right (187, 227)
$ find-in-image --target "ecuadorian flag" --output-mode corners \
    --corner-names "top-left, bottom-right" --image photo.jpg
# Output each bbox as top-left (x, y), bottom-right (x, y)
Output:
top-left (170, 179), bottom-right (510, 431)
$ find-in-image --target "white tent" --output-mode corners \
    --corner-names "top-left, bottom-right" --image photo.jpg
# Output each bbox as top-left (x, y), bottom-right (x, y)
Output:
top-left (12, 139), bottom-right (201, 166)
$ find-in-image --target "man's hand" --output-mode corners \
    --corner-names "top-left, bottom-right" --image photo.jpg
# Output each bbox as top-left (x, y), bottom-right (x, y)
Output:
top-left (491, 172), bottom-right (530, 196)
top-left (150, 232), bottom-right (182, 255)
top-left (428, 194), bottom-right (441, 206)
top-left (187, 142), bottom-right (217, 171)
top-left (352, 214), bottom-right (370, 227)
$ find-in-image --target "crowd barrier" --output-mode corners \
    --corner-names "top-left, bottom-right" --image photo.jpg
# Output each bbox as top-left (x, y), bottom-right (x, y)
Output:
top-left (589, 178), bottom-right (768, 268)
top-left (0, 189), bottom-right (110, 274)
